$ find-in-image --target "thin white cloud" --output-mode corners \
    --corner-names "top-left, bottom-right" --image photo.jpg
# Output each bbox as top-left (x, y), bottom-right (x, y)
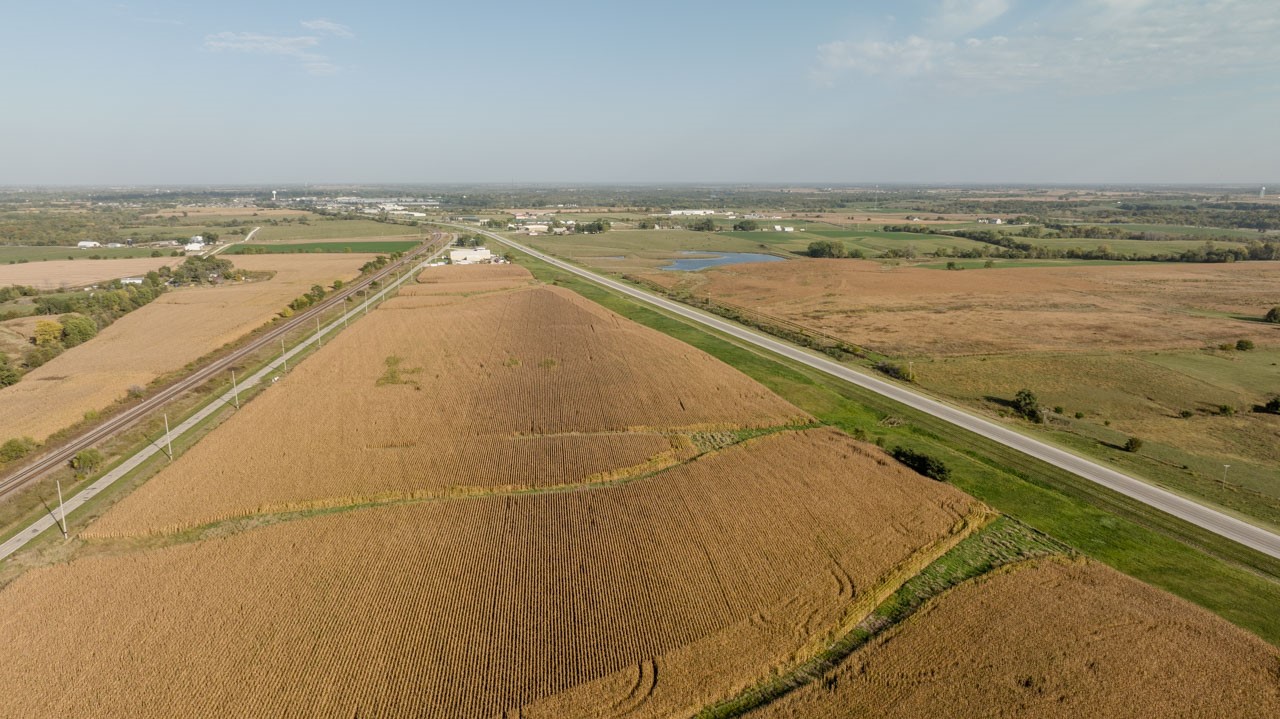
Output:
top-left (816, 0), bottom-right (1280, 93)
top-left (205, 20), bottom-right (352, 76)
top-left (301, 19), bottom-right (353, 38)
top-left (926, 0), bottom-right (1010, 37)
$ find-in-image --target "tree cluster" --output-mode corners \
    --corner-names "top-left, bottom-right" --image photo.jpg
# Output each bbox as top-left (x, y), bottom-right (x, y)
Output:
top-left (168, 256), bottom-right (241, 286)
top-left (890, 447), bottom-right (952, 481)
top-left (807, 240), bottom-right (850, 258)
top-left (577, 220), bottom-right (611, 234)
top-left (1013, 389), bottom-right (1044, 423)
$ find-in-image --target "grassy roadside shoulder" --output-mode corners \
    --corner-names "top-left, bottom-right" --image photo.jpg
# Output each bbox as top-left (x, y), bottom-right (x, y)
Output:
top-left (513, 249), bottom-right (1280, 646)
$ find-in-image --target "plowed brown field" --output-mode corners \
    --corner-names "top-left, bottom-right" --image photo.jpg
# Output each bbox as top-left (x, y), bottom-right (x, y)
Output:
top-left (0, 257), bottom-right (179, 290)
top-left (650, 259), bottom-right (1280, 356)
top-left (750, 558), bottom-right (1280, 718)
top-left (0, 429), bottom-right (977, 718)
top-left (86, 278), bottom-right (810, 537)
top-left (0, 254), bottom-right (375, 443)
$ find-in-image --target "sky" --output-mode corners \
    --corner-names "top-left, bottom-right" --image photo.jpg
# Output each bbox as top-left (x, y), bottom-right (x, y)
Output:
top-left (1, 0), bottom-right (1277, 185)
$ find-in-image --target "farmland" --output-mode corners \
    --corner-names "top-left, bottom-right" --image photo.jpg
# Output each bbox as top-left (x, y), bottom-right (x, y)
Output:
top-left (3, 260), bottom-right (1280, 716)
top-left (227, 240), bottom-right (420, 254)
top-left (0, 245), bottom-right (172, 263)
top-left (0, 253), bottom-right (376, 444)
top-left (750, 559), bottom-right (1280, 718)
top-left (2, 264), bottom-right (988, 717)
top-left (87, 266), bottom-right (809, 537)
top-left (0, 256), bottom-right (178, 290)
top-left (630, 257), bottom-right (1280, 527)
top-left (251, 217), bottom-right (424, 242)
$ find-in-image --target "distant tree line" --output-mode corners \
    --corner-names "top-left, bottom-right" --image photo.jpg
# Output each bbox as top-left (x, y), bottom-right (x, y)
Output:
top-left (881, 224), bottom-right (1280, 263)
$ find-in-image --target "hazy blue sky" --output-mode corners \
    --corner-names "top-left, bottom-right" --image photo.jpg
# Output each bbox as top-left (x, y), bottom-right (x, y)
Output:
top-left (2, 1), bottom-right (1277, 185)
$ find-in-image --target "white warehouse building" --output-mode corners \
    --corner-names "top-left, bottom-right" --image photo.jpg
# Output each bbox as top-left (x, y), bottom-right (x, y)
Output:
top-left (450, 248), bottom-right (493, 265)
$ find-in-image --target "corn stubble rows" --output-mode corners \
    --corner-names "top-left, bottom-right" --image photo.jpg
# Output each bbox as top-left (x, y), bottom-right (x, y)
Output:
top-left (751, 559), bottom-right (1280, 719)
top-left (88, 267), bottom-right (808, 537)
top-left (0, 427), bottom-right (975, 717)
top-left (6, 264), bottom-right (1272, 717)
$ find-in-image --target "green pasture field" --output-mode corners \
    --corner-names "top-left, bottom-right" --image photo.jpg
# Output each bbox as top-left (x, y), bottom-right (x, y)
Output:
top-left (226, 240), bottom-right (420, 255)
top-left (251, 219), bottom-right (425, 242)
top-left (1018, 235), bottom-right (1250, 255)
top-left (1076, 223), bottom-right (1268, 239)
top-left (915, 258), bottom-right (1155, 269)
top-left (778, 228), bottom-right (993, 255)
top-left (524, 229), bottom-right (802, 265)
top-left (913, 347), bottom-right (1280, 529)
top-left (0, 246), bottom-right (169, 263)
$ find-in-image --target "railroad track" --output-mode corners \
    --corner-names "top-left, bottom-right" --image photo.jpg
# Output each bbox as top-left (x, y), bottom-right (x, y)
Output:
top-left (0, 236), bottom-right (444, 500)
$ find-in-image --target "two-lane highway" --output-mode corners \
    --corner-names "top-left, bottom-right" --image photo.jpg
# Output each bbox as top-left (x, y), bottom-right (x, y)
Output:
top-left (465, 226), bottom-right (1280, 561)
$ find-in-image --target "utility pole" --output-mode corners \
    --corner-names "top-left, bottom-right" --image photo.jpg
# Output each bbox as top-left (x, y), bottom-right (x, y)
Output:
top-left (281, 338), bottom-right (288, 371)
top-left (315, 316), bottom-right (322, 347)
top-left (1224, 464), bottom-right (1231, 483)
top-left (231, 369), bottom-right (240, 409)
top-left (56, 479), bottom-right (68, 539)
top-left (163, 413), bottom-right (174, 461)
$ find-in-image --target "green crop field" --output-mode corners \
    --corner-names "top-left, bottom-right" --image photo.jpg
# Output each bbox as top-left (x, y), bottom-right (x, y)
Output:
top-left (0, 246), bottom-right (170, 263)
top-left (1078, 223), bottom-right (1268, 239)
top-left (1022, 235), bottom-right (1250, 255)
top-left (226, 240), bottom-right (420, 255)
top-left (251, 219), bottom-right (423, 242)
top-left (916, 258), bottom-right (1157, 269)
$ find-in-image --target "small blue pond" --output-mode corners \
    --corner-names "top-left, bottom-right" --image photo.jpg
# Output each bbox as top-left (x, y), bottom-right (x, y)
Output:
top-left (661, 251), bottom-right (785, 271)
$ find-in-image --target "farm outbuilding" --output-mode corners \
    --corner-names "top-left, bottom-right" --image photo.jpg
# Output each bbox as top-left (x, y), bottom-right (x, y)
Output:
top-left (450, 248), bottom-right (493, 265)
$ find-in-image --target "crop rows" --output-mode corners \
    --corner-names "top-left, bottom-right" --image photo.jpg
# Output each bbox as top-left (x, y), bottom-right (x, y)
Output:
top-left (87, 280), bottom-right (807, 537)
top-left (753, 558), bottom-right (1280, 718)
top-left (0, 429), bottom-right (976, 718)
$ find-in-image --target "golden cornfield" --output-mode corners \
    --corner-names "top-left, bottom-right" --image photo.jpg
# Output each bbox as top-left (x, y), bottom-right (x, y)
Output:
top-left (87, 270), bottom-right (810, 537)
top-left (0, 253), bottom-right (377, 443)
top-left (0, 428), bottom-right (977, 718)
top-left (752, 558), bottom-right (1280, 719)
top-left (0, 257), bottom-right (179, 290)
top-left (8, 264), bottom-right (1270, 717)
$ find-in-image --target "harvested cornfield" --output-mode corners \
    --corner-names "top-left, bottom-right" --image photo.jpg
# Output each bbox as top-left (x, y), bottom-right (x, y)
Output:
top-left (0, 429), bottom-right (978, 718)
top-left (87, 283), bottom-right (810, 537)
top-left (405, 263), bottom-right (535, 295)
top-left (0, 257), bottom-right (179, 290)
top-left (0, 254), bottom-right (375, 443)
top-left (413, 262), bottom-right (532, 284)
top-left (750, 558), bottom-right (1280, 719)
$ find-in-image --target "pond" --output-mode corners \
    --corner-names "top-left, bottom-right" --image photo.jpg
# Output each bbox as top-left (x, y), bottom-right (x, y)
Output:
top-left (660, 251), bottom-right (785, 271)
